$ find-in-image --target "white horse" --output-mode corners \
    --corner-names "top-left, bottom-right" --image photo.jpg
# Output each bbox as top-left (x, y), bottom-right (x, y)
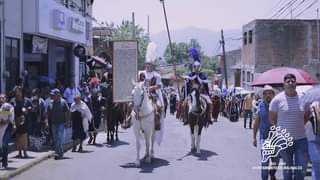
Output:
top-left (131, 82), bottom-right (155, 167)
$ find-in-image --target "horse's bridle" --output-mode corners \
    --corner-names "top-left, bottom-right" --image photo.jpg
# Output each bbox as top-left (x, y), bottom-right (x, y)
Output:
top-left (132, 85), bottom-right (145, 117)
top-left (189, 90), bottom-right (207, 116)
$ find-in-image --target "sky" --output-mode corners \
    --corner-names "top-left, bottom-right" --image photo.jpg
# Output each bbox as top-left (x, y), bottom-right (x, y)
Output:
top-left (93, 0), bottom-right (320, 34)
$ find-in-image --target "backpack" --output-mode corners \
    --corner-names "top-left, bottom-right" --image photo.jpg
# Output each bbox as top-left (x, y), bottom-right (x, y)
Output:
top-left (310, 101), bottom-right (320, 134)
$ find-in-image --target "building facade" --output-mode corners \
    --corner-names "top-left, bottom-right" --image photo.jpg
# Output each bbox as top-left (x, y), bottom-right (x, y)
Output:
top-left (0, 0), bottom-right (94, 93)
top-left (241, 19), bottom-right (320, 90)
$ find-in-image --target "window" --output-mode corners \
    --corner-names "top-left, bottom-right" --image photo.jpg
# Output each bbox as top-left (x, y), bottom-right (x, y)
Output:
top-left (242, 71), bottom-right (245, 81)
top-left (86, 22), bottom-right (91, 40)
top-left (248, 30), bottom-right (253, 44)
top-left (247, 72), bottom-right (250, 82)
top-left (5, 37), bottom-right (20, 92)
top-left (251, 74), bottom-right (254, 82)
top-left (243, 32), bottom-right (247, 45)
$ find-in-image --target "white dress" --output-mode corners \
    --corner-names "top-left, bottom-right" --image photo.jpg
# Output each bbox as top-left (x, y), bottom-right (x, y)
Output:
top-left (0, 103), bottom-right (14, 148)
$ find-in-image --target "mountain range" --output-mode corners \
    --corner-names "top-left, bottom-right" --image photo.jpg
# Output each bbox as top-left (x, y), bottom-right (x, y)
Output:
top-left (151, 27), bottom-right (242, 57)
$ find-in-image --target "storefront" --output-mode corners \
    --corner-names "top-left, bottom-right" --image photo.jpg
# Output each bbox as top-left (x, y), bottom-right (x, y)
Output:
top-left (23, 0), bottom-right (87, 89)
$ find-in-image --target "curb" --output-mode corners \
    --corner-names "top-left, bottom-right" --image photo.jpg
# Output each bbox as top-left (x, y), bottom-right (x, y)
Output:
top-left (0, 142), bottom-right (75, 180)
top-left (0, 151), bottom-right (55, 180)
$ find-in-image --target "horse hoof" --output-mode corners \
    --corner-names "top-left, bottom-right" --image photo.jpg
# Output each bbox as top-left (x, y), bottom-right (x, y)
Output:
top-left (191, 148), bottom-right (196, 153)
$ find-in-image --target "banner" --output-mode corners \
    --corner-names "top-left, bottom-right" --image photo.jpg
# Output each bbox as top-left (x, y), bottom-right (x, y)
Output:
top-left (113, 41), bottom-right (138, 102)
top-left (32, 36), bottom-right (48, 54)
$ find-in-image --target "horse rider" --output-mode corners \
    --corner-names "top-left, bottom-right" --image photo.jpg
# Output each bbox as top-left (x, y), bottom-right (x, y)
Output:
top-left (183, 48), bottom-right (212, 125)
top-left (139, 42), bottom-right (164, 131)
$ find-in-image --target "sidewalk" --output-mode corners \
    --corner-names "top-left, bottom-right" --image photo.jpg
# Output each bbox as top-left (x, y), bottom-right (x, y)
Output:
top-left (0, 141), bottom-right (75, 180)
top-left (0, 150), bottom-right (55, 180)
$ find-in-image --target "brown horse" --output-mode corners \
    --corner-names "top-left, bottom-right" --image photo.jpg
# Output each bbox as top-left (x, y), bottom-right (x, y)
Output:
top-left (179, 88), bottom-right (210, 154)
top-left (101, 84), bottom-right (129, 143)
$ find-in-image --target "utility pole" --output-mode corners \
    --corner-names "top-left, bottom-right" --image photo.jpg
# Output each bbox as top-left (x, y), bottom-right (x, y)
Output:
top-left (220, 29), bottom-right (228, 89)
top-left (132, 12), bottom-right (135, 40)
top-left (317, 8), bottom-right (319, 61)
top-left (147, 15), bottom-right (150, 39)
top-left (159, 0), bottom-right (175, 75)
top-left (0, 0), bottom-right (5, 93)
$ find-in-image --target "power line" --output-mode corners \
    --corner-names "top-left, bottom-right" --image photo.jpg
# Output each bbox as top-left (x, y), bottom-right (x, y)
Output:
top-left (283, 0), bottom-right (311, 18)
top-left (295, 0), bottom-right (319, 18)
top-left (266, 0), bottom-right (290, 17)
top-left (271, 0), bottom-right (300, 19)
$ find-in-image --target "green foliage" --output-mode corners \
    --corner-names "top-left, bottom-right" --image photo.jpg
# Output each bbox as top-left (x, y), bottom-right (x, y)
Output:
top-left (163, 39), bottom-right (218, 78)
top-left (176, 68), bottom-right (186, 76)
top-left (202, 68), bottom-right (214, 77)
top-left (164, 39), bottom-right (205, 65)
top-left (105, 20), bottom-right (150, 70)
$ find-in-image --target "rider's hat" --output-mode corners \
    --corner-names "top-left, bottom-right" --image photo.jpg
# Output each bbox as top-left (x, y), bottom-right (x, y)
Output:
top-left (145, 42), bottom-right (157, 65)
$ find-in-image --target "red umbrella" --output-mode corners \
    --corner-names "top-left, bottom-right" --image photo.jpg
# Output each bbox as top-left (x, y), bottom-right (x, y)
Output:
top-left (251, 67), bottom-right (319, 87)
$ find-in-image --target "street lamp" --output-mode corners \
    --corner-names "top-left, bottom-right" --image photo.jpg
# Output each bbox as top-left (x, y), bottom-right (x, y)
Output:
top-left (159, 0), bottom-right (176, 76)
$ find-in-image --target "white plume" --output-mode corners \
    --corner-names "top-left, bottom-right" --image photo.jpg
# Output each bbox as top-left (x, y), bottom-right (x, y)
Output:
top-left (145, 42), bottom-right (157, 64)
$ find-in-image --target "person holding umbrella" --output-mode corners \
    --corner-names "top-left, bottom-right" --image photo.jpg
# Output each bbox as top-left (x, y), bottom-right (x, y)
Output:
top-left (269, 73), bottom-right (308, 180)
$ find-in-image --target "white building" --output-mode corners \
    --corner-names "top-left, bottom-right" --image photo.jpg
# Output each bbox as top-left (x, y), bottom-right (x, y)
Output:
top-left (0, 0), bottom-right (94, 92)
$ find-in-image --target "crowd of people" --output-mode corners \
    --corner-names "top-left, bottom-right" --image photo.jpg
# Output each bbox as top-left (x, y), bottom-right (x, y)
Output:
top-left (251, 74), bottom-right (319, 180)
top-left (0, 70), bottom-right (112, 167)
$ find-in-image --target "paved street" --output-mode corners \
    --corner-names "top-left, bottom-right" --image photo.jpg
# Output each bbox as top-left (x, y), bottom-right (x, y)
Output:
top-left (13, 114), bottom-right (266, 180)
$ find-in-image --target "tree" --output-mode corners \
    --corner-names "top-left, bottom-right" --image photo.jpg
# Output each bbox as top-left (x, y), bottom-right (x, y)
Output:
top-left (106, 20), bottom-right (150, 70)
top-left (163, 39), bottom-right (206, 65)
top-left (163, 38), bottom-right (218, 78)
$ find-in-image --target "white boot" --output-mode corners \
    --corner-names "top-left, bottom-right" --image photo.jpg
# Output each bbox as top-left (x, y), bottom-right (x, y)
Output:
top-left (196, 135), bottom-right (201, 154)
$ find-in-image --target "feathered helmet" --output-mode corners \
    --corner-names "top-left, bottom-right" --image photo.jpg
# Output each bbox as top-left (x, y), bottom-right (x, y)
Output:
top-left (145, 42), bottom-right (157, 65)
top-left (188, 48), bottom-right (201, 72)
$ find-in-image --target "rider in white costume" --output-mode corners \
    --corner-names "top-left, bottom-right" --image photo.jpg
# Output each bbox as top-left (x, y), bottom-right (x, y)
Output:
top-left (139, 42), bottom-right (165, 145)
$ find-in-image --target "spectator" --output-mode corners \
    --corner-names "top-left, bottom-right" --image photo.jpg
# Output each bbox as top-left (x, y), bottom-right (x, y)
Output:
top-left (243, 93), bottom-right (253, 129)
top-left (10, 88), bottom-right (32, 158)
top-left (55, 79), bottom-right (65, 93)
top-left (47, 89), bottom-right (69, 160)
top-left (29, 88), bottom-right (46, 137)
top-left (78, 80), bottom-right (90, 100)
top-left (88, 71), bottom-right (100, 89)
top-left (70, 95), bottom-right (92, 152)
top-left (0, 94), bottom-right (14, 168)
top-left (306, 101), bottom-right (320, 180)
top-left (211, 95), bottom-right (221, 122)
top-left (64, 82), bottom-right (80, 107)
top-left (169, 93), bottom-right (177, 115)
top-left (88, 91), bottom-right (105, 145)
top-left (253, 85), bottom-right (279, 180)
top-left (269, 73), bottom-right (308, 180)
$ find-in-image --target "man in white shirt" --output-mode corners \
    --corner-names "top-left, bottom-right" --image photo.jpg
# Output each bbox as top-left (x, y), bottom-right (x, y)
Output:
top-left (269, 73), bottom-right (308, 180)
top-left (63, 82), bottom-right (80, 107)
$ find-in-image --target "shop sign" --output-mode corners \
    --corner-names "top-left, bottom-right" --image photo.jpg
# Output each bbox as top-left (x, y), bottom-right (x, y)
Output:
top-left (52, 10), bottom-right (66, 30)
top-left (70, 17), bottom-right (85, 33)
